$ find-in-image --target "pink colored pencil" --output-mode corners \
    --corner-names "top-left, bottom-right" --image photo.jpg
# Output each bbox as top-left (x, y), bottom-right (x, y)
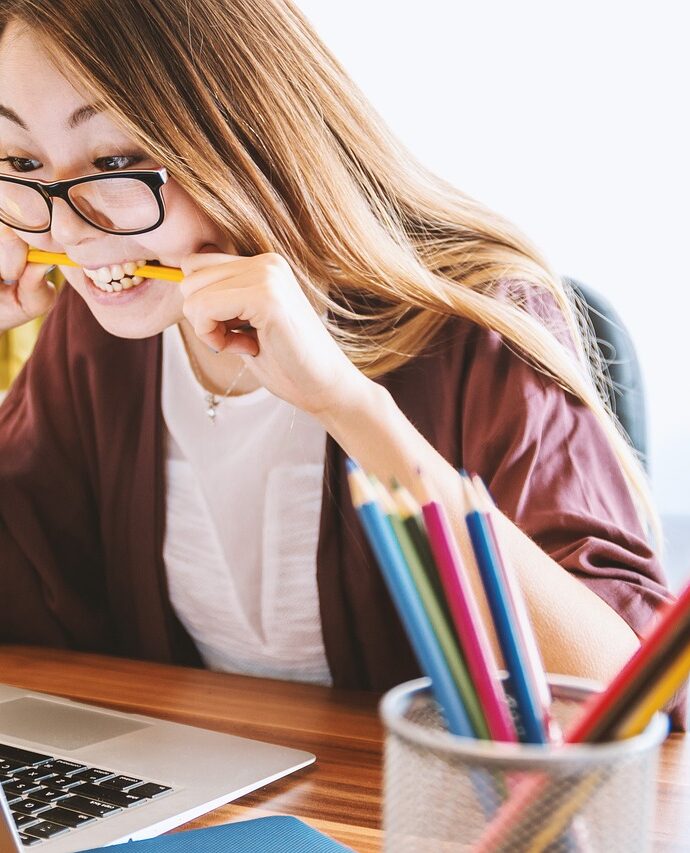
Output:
top-left (417, 471), bottom-right (517, 743)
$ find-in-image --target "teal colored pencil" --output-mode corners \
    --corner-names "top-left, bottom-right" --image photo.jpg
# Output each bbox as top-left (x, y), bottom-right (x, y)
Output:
top-left (373, 479), bottom-right (490, 740)
top-left (346, 462), bottom-right (475, 737)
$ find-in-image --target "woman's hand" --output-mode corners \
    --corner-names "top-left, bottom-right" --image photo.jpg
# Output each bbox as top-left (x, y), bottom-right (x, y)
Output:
top-left (0, 227), bottom-right (56, 334)
top-left (180, 249), bottom-right (370, 417)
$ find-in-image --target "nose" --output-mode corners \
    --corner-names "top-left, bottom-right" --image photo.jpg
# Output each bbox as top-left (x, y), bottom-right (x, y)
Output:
top-left (49, 197), bottom-right (99, 246)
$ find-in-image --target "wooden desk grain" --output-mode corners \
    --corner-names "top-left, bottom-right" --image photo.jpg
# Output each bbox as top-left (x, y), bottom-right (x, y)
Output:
top-left (0, 647), bottom-right (687, 852)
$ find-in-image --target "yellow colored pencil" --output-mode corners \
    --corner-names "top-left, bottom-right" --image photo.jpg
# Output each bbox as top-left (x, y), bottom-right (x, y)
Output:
top-left (615, 643), bottom-right (690, 739)
top-left (26, 249), bottom-right (183, 282)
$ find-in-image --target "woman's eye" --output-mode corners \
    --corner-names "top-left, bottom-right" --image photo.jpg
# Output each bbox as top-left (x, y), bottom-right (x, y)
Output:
top-left (0, 156), bottom-right (41, 173)
top-left (93, 155), bottom-right (142, 171)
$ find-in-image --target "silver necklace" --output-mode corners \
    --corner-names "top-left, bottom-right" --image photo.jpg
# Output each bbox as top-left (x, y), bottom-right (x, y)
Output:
top-left (179, 326), bottom-right (249, 423)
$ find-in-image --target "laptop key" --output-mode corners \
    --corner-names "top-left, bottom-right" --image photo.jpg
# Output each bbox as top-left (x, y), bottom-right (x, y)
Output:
top-left (58, 795), bottom-right (122, 818)
top-left (22, 820), bottom-right (71, 840)
top-left (128, 782), bottom-right (172, 798)
top-left (4, 781), bottom-right (42, 798)
top-left (0, 758), bottom-right (26, 773)
top-left (38, 759), bottom-right (85, 775)
top-left (14, 767), bottom-right (58, 783)
top-left (0, 745), bottom-right (51, 765)
top-left (38, 806), bottom-right (96, 828)
top-left (2, 790), bottom-right (22, 805)
top-left (12, 812), bottom-right (39, 828)
top-left (12, 799), bottom-right (52, 817)
top-left (18, 834), bottom-right (41, 847)
top-left (70, 767), bottom-right (116, 783)
top-left (40, 773), bottom-right (83, 789)
top-left (100, 774), bottom-right (145, 791)
top-left (30, 785), bottom-right (70, 804)
top-left (71, 782), bottom-right (148, 808)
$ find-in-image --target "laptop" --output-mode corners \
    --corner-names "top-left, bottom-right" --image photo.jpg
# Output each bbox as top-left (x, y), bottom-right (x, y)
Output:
top-left (0, 682), bottom-right (314, 852)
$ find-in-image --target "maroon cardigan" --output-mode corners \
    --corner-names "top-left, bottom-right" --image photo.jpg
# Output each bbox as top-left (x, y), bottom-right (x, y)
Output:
top-left (0, 287), bottom-right (684, 726)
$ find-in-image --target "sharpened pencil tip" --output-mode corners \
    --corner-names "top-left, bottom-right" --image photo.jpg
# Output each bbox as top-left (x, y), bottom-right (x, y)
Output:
top-left (345, 458), bottom-right (359, 474)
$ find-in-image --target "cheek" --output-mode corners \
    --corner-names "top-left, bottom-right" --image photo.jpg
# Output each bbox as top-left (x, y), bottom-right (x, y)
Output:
top-left (135, 186), bottom-right (226, 263)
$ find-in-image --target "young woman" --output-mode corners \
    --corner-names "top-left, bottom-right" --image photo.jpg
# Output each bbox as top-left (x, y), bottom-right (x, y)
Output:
top-left (0, 0), bottom-right (682, 723)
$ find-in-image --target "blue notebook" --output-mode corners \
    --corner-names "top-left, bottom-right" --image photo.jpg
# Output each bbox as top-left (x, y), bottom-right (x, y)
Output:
top-left (80, 815), bottom-right (354, 852)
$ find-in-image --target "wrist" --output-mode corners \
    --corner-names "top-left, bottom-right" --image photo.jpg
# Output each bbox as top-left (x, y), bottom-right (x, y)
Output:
top-left (313, 368), bottom-right (386, 435)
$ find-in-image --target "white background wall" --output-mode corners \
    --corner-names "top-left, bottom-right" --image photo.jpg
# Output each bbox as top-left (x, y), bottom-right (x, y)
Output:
top-left (296, 0), bottom-right (690, 576)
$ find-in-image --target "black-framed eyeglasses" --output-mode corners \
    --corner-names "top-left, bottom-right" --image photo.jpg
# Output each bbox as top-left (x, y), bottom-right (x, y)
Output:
top-left (0, 167), bottom-right (169, 236)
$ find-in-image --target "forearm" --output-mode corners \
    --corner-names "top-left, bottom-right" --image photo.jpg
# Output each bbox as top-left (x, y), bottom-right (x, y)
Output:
top-left (318, 377), bottom-right (640, 684)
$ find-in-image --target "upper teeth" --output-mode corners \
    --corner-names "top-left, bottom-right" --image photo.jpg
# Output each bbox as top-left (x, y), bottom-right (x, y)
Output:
top-left (84, 260), bottom-right (147, 293)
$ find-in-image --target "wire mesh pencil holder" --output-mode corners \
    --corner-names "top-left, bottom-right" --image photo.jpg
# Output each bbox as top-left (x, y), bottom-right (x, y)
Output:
top-left (380, 675), bottom-right (669, 853)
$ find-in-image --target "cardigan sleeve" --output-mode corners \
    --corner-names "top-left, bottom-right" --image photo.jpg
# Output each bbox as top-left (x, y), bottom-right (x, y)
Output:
top-left (0, 290), bottom-right (114, 652)
top-left (457, 303), bottom-right (686, 728)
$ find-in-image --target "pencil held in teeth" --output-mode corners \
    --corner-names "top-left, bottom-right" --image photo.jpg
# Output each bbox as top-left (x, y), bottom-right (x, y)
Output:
top-left (26, 249), bottom-right (184, 282)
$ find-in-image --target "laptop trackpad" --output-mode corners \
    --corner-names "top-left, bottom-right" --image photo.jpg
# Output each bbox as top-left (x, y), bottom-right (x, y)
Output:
top-left (0, 697), bottom-right (149, 751)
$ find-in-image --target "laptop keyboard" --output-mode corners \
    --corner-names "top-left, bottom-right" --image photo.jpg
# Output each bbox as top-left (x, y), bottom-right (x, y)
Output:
top-left (0, 743), bottom-right (174, 846)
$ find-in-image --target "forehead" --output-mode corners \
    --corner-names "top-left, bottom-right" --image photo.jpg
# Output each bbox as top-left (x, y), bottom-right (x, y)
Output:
top-left (0, 20), bottom-right (136, 154)
top-left (0, 21), bottom-right (88, 118)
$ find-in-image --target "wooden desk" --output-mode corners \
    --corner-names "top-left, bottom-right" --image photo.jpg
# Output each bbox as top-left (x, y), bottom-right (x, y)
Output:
top-left (0, 647), bottom-right (688, 852)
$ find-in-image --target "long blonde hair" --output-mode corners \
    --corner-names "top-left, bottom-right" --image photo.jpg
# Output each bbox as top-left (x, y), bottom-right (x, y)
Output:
top-left (0, 0), bottom-right (659, 539)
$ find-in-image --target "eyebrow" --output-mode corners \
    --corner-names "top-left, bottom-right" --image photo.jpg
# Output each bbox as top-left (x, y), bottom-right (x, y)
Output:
top-left (0, 102), bottom-right (102, 131)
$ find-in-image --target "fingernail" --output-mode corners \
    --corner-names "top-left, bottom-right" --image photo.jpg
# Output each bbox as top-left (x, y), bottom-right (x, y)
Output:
top-left (1, 278), bottom-right (17, 286)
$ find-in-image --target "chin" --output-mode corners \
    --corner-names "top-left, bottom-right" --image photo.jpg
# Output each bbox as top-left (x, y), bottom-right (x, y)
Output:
top-left (65, 270), bottom-right (180, 340)
top-left (88, 308), bottom-right (172, 340)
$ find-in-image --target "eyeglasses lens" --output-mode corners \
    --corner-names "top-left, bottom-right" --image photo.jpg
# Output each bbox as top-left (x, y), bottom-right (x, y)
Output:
top-left (68, 178), bottom-right (160, 233)
top-left (0, 183), bottom-right (50, 230)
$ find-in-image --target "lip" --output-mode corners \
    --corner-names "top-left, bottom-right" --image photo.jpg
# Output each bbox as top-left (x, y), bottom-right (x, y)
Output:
top-left (75, 258), bottom-right (156, 271)
top-left (81, 268), bottom-right (158, 305)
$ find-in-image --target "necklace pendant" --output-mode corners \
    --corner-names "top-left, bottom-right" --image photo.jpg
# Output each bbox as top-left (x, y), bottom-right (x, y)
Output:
top-left (205, 393), bottom-right (219, 423)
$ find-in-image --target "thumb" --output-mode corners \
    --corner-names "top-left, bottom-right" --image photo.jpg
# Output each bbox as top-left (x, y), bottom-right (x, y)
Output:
top-left (180, 243), bottom-right (243, 277)
top-left (16, 261), bottom-right (57, 318)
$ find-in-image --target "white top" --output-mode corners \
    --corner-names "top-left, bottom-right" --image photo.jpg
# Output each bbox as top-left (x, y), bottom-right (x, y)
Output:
top-left (161, 325), bottom-right (331, 685)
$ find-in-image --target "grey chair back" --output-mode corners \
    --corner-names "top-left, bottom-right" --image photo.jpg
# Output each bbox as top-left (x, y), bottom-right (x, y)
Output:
top-left (564, 278), bottom-right (648, 470)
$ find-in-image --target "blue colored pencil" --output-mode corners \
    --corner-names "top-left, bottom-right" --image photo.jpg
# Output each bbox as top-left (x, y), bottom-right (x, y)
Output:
top-left (346, 460), bottom-right (475, 737)
top-left (459, 473), bottom-right (547, 744)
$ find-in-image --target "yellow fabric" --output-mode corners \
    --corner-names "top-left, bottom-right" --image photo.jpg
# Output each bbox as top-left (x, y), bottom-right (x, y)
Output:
top-left (0, 317), bottom-right (44, 389)
top-left (0, 270), bottom-right (63, 390)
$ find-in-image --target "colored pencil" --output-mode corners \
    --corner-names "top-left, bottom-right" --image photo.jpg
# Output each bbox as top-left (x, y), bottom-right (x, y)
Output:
top-left (27, 249), bottom-right (183, 282)
top-left (345, 460), bottom-right (475, 737)
top-left (565, 582), bottom-right (690, 744)
top-left (416, 472), bottom-right (517, 744)
top-left (371, 478), bottom-right (490, 739)
top-left (615, 641), bottom-right (690, 739)
top-left (472, 580), bottom-right (690, 851)
top-left (459, 474), bottom-right (547, 744)
top-left (471, 475), bottom-right (561, 743)
top-left (391, 481), bottom-right (450, 622)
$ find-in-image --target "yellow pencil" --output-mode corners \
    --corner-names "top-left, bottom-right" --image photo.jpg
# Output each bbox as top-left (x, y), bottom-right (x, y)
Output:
top-left (615, 643), bottom-right (690, 739)
top-left (26, 249), bottom-right (184, 282)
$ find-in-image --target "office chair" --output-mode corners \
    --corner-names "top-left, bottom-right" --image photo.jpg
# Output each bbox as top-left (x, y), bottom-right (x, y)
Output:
top-left (564, 278), bottom-right (648, 471)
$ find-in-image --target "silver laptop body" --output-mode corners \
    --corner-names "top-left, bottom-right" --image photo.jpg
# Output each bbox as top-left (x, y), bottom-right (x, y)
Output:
top-left (0, 683), bottom-right (314, 852)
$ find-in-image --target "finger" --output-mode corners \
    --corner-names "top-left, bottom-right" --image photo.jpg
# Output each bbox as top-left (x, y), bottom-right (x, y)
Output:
top-left (219, 330), bottom-right (259, 357)
top-left (16, 261), bottom-right (57, 316)
top-left (179, 258), bottom-right (252, 299)
top-left (0, 225), bottom-right (28, 284)
top-left (180, 249), bottom-right (246, 279)
top-left (196, 320), bottom-right (259, 356)
top-left (184, 287), bottom-right (253, 335)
